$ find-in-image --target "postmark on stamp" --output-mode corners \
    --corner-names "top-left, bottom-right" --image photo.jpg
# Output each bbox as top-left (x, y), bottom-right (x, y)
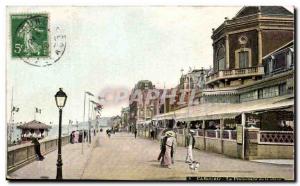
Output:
top-left (11, 13), bottom-right (66, 67)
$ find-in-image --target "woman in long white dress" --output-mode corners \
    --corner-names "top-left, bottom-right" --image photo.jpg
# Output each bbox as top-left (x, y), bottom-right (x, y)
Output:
top-left (161, 131), bottom-right (175, 168)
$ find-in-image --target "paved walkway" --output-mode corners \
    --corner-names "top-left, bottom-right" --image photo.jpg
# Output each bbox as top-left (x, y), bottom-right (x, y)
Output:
top-left (8, 132), bottom-right (294, 180)
top-left (8, 134), bottom-right (98, 180)
top-left (81, 132), bottom-right (294, 180)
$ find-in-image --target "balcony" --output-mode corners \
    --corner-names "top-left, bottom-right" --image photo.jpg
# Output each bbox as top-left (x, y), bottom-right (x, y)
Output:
top-left (206, 66), bottom-right (264, 85)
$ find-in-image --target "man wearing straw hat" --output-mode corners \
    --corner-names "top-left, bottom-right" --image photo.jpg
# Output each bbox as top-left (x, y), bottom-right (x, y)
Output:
top-left (185, 129), bottom-right (195, 163)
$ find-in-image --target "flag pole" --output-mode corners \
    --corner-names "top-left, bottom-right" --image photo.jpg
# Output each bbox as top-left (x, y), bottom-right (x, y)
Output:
top-left (34, 108), bottom-right (36, 120)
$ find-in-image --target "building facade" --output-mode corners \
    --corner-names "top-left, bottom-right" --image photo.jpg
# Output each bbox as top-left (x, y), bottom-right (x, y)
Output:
top-left (154, 6), bottom-right (294, 160)
top-left (125, 6), bottom-right (294, 160)
top-left (120, 107), bottom-right (130, 130)
top-left (207, 6), bottom-right (293, 89)
top-left (129, 80), bottom-right (157, 129)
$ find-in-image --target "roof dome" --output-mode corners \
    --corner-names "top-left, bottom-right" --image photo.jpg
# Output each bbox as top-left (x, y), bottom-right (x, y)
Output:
top-left (235, 6), bottom-right (293, 18)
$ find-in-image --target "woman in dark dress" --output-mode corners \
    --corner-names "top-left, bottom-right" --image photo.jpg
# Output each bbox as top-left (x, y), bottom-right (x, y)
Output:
top-left (32, 137), bottom-right (44, 161)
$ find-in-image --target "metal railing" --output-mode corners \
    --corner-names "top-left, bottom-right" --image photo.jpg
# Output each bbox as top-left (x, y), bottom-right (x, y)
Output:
top-left (205, 129), bottom-right (236, 141)
top-left (258, 131), bottom-right (294, 144)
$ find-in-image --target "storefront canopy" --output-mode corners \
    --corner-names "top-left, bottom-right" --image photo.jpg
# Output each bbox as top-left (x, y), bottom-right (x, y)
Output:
top-left (153, 95), bottom-right (294, 122)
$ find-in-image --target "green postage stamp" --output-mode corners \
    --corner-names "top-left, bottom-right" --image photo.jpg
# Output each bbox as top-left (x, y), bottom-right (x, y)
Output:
top-left (11, 14), bottom-right (49, 58)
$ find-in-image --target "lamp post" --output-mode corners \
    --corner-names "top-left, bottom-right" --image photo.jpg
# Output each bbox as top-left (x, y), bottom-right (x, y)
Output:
top-left (55, 88), bottom-right (67, 180)
top-left (88, 98), bottom-right (91, 144)
top-left (90, 100), bottom-right (101, 134)
top-left (88, 100), bottom-right (96, 143)
top-left (82, 91), bottom-right (94, 153)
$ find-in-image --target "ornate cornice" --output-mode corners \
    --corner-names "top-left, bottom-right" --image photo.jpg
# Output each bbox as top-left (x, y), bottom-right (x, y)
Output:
top-left (212, 15), bottom-right (294, 43)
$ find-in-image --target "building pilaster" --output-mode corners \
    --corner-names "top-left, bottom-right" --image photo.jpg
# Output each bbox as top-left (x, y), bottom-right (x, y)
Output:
top-left (225, 34), bottom-right (230, 69)
top-left (258, 29), bottom-right (262, 66)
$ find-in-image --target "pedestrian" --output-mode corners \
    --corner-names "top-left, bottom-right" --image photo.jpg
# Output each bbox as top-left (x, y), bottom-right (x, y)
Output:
top-left (171, 131), bottom-right (177, 164)
top-left (94, 129), bottom-right (96, 136)
top-left (84, 130), bottom-right (87, 142)
top-left (74, 131), bottom-right (79, 143)
top-left (151, 130), bottom-right (155, 140)
top-left (31, 137), bottom-right (44, 161)
top-left (184, 126), bottom-right (189, 147)
top-left (185, 129), bottom-right (196, 163)
top-left (70, 131), bottom-right (74, 144)
top-left (108, 130), bottom-right (111, 138)
top-left (134, 129), bottom-right (137, 138)
top-left (157, 132), bottom-right (167, 161)
top-left (161, 131), bottom-right (176, 169)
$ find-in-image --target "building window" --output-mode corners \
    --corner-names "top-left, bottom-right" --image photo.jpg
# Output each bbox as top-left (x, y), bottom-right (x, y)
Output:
top-left (240, 90), bottom-right (258, 102)
top-left (279, 83), bottom-right (287, 96)
top-left (274, 52), bottom-right (286, 71)
top-left (239, 51), bottom-right (249, 68)
top-left (235, 48), bottom-right (251, 69)
top-left (205, 95), bottom-right (239, 103)
top-left (258, 89), bottom-right (263, 99)
top-left (269, 57), bottom-right (274, 73)
top-left (264, 58), bottom-right (273, 75)
top-left (216, 45), bottom-right (225, 71)
top-left (287, 50), bottom-right (293, 68)
top-left (262, 86), bottom-right (279, 98)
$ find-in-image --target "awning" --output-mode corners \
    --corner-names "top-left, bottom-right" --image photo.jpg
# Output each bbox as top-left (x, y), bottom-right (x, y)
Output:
top-left (154, 94), bottom-right (294, 122)
top-left (176, 112), bottom-right (240, 122)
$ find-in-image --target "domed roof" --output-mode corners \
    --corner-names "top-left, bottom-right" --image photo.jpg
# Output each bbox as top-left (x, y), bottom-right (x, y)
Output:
top-left (235, 6), bottom-right (293, 18)
top-left (17, 120), bottom-right (51, 130)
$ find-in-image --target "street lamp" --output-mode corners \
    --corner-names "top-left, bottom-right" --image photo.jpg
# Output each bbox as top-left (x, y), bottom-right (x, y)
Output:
top-left (83, 91), bottom-right (94, 148)
top-left (90, 100), bottom-right (102, 134)
top-left (83, 91), bottom-right (94, 125)
top-left (54, 88), bottom-right (67, 180)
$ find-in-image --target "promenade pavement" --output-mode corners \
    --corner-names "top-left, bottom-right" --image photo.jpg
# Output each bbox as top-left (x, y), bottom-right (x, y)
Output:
top-left (8, 131), bottom-right (294, 180)
top-left (81, 132), bottom-right (294, 180)
top-left (8, 134), bottom-right (98, 180)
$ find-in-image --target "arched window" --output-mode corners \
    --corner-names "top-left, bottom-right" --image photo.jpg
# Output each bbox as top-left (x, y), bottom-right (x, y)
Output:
top-left (216, 45), bottom-right (225, 70)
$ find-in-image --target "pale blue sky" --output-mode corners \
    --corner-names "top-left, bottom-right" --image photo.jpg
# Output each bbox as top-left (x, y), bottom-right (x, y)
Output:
top-left (6, 6), bottom-right (293, 125)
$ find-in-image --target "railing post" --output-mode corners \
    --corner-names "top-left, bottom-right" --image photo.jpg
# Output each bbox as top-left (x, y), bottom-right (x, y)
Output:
top-left (228, 130), bottom-right (232, 140)
top-left (219, 71), bottom-right (223, 78)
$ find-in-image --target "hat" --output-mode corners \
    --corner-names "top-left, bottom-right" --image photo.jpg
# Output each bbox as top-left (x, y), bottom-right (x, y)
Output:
top-left (190, 129), bottom-right (195, 133)
top-left (166, 131), bottom-right (175, 137)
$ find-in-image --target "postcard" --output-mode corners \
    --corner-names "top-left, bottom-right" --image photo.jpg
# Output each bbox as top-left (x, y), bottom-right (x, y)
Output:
top-left (5, 5), bottom-right (295, 181)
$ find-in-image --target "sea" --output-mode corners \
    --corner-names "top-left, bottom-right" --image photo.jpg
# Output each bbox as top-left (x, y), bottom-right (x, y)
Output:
top-left (8, 117), bottom-right (110, 143)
